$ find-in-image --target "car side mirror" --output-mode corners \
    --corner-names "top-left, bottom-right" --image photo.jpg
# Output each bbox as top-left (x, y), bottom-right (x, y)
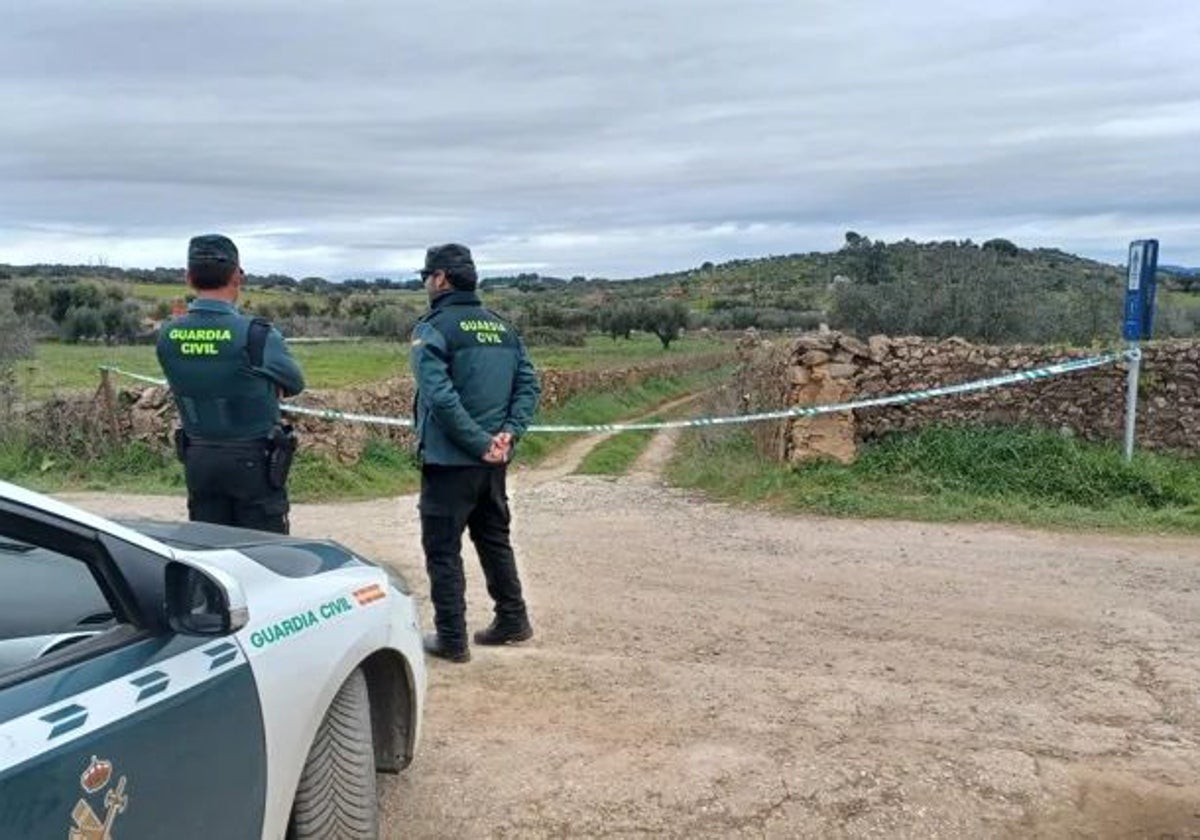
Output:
top-left (164, 561), bottom-right (250, 636)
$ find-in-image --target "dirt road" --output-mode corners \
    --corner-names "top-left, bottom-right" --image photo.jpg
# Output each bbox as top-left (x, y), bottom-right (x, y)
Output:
top-left (65, 431), bottom-right (1200, 838)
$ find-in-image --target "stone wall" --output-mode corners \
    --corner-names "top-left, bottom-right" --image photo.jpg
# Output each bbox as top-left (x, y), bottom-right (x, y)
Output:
top-left (106, 351), bottom-right (732, 461)
top-left (736, 332), bottom-right (1200, 465)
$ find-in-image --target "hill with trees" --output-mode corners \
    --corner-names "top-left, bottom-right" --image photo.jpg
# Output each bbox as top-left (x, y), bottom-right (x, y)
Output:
top-left (3, 233), bottom-right (1198, 348)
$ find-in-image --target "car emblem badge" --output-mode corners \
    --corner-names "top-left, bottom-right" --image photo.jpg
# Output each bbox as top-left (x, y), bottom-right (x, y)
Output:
top-left (80, 756), bottom-right (111, 794)
top-left (70, 756), bottom-right (128, 840)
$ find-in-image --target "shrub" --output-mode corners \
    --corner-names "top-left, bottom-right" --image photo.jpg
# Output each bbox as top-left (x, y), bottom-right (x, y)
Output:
top-left (521, 326), bottom-right (587, 346)
top-left (62, 306), bottom-right (105, 343)
top-left (0, 292), bottom-right (32, 421)
top-left (99, 300), bottom-right (142, 343)
top-left (366, 306), bottom-right (418, 341)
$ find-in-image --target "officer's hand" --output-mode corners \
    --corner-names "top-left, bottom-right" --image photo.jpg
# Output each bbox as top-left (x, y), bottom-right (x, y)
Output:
top-left (483, 434), bottom-right (511, 464)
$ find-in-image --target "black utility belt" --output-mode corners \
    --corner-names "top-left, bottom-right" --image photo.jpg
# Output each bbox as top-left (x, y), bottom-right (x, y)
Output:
top-left (176, 425), bottom-right (298, 490)
top-left (186, 437), bottom-right (271, 450)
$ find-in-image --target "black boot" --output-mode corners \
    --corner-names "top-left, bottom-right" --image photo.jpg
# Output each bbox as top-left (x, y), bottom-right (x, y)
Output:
top-left (423, 633), bottom-right (470, 663)
top-left (473, 617), bottom-right (533, 646)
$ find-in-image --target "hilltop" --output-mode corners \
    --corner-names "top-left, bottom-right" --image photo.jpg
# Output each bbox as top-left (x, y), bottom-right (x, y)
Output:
top-left (3, 234), bottom-right (1197, 346)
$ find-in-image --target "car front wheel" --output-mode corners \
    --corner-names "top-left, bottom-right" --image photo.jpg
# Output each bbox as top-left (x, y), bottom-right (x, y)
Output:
top-left (289, 667), bottom-right (379, 840)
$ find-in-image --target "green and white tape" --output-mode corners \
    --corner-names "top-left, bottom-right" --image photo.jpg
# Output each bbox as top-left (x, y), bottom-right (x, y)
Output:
top-left (97, 367), bottom-right (415, 428)
top-left (99, 349), bottom-right (1128, 434)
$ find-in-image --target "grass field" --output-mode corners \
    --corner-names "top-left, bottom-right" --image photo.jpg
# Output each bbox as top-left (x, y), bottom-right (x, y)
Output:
top-left (0, 368), bottom-right (729, 500)
top-left (14, 341), bottom-right (410, 396)
top-left (16, 334), bottom-right (730, 398)
top-left (127, 282), bottom-right (330, 310)
top-left (667, 424), bottom-right (1200, 534)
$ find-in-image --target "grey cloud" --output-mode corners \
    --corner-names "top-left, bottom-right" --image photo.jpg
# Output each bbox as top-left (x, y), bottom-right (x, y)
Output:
top-left (2, 0), bottom-right (1198, 277)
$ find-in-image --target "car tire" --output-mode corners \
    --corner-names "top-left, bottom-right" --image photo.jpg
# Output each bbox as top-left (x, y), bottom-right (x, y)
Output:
top-left (289, 668), bottom-right (379, 840)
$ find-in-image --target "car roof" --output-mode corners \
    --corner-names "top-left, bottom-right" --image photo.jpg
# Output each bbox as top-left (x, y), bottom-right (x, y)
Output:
top-left (0, 480), bottom-right (176, 560)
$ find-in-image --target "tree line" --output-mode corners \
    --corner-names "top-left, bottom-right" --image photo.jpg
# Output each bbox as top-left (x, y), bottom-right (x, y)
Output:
top-left (4, 233), bottom-right (1198, 349)
top-left (8, 280), bottom-right (143, 344)
top-left (827, 234), bottom-right (1200, 342)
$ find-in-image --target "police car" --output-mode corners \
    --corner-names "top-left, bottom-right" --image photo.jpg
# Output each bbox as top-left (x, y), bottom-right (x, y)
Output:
top-left (0, 480), bottom-right (426, 839)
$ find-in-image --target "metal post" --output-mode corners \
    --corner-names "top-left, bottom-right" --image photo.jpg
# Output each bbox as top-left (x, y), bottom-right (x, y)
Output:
top-left (1123, 344), bottom-right (1141, 462)
top-left (1121, 240), bottom-right (1158, 461)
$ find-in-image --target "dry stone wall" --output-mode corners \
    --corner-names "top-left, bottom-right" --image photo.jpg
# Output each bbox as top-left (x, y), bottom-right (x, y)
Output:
top-left (736, 332), bottom-right (1200, 465)
top-left (97, 351), bottom-right (732, 461)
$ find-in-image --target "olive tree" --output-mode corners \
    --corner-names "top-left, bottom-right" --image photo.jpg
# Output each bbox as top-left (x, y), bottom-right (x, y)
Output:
top-left (638, 300), bottom-right (690, 349)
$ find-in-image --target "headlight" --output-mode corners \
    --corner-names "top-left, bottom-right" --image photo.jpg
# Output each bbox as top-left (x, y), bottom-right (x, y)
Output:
top-left (383, 565), bottom-right (412, 595)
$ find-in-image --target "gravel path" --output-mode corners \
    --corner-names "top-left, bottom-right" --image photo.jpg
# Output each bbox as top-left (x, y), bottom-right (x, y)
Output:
top-left (63, 429), bottom-right (1200, 838)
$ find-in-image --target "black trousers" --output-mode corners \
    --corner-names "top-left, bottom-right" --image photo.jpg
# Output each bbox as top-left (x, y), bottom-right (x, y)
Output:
top-left (184, 441), bottom-right (290, 534)
top-left (420, 464), bottom-right (528, 648)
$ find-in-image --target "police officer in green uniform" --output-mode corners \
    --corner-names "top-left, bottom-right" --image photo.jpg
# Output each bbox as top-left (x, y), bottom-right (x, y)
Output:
top-left (156, 234), bottom-right (306, 534)
top-left (412, 244), bottom-right (541, 662)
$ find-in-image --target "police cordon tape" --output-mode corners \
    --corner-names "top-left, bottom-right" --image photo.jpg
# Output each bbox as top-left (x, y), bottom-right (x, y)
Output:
top-left (98, 367), bottom-right (416, 428)
top-left (99, 348), bottom-right (1134, 434)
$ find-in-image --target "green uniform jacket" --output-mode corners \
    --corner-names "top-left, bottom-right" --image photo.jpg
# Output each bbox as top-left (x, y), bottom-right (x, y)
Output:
top-left (156, 299), bottom-right (305, 440)
top-left (410, 290), bottom-right (540, 466)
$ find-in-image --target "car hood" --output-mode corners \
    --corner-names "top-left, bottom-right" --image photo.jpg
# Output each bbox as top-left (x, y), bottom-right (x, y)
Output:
top-left (117, 519), bottom-right (366, 579)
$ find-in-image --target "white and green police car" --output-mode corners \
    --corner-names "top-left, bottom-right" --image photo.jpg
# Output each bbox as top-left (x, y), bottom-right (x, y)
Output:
top-left (0, 480), bottom-right (426, 839)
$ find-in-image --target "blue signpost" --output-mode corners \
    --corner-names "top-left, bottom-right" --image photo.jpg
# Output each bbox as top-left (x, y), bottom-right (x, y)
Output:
top-left (1123, 239), bottom-right (1159, 341)
top-left (1122, 239), bottom-right (1159, 461)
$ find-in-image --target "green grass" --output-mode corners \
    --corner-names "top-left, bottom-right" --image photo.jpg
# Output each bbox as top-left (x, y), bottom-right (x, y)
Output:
top-left (515, 366), bottom-right (733, 465)
top-left (0, 438), bottom-right (186, 496)
top-left (16, 344), bottom-right (161, 396)
top-left (667, 425), bottom-right (1200, 534)
top-left (1, 366), bottom-right (732, 501)
top-left (127, 282), bottom-right (327, 309)
top-left (531, 334), bottom-right (728, 369)
top-left (572, 389), bottom-right (718, 475)
top-left (289, 342), bottom-right (409, 389)
top-left (16, 341), bottom-right (413, 398)
top-left (575, 424), bottom-right (659, 475)
top-left (0, 435), bottom-right (419, 502)
top-left (17, 334), bottom-right (731, 399)
top-left (286, 438), bottom-right (420, 502)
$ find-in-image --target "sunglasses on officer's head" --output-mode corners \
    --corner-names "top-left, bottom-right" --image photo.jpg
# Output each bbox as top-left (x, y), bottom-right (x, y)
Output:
top-left (420, 269), bottom-right (440, 280)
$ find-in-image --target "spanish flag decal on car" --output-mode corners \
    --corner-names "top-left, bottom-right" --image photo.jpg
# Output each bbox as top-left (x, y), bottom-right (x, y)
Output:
top-left (353, 584), bottom-right (386, 606)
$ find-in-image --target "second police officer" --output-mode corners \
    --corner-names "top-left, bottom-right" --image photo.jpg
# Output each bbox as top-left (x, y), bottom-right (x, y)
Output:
top-left (411, 243), bottom-right (541, 662)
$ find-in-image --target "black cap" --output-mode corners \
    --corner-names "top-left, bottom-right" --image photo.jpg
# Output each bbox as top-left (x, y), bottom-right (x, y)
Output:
top-left (188, 234), bottom-right (239, 267)
top-left (423, 243), bottom-right (475, 279)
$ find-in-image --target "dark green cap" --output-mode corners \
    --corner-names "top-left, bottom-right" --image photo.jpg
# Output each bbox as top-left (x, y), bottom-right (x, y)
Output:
top-left (188, 234), bottom-right (239, 267)
top-left (423, 243), bottom-right (474, 275)
top-left (422, 243), bottom-right (477, 290)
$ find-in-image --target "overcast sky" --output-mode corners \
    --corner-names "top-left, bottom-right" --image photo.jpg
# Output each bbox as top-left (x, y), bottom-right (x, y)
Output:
top-left (1, 0), bottom-right (1197, 279)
